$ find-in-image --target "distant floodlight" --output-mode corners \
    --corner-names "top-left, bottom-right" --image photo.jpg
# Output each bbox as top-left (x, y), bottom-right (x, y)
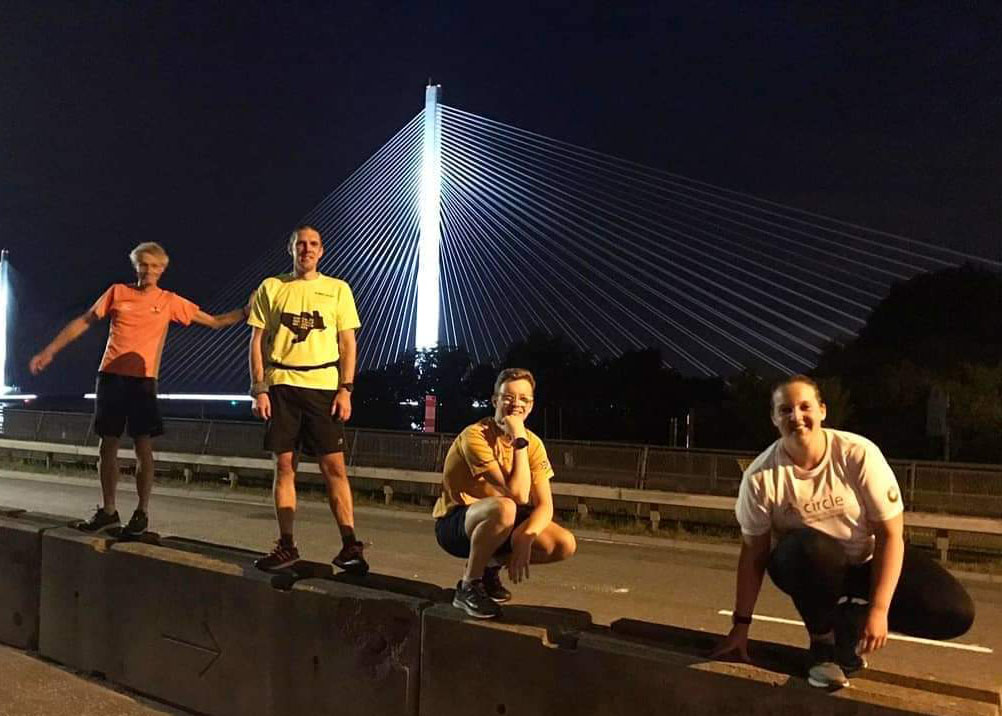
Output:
top-left (0, 249), bottom-right (9, 394)
top-left (416, 84), bottom-right (442, 350)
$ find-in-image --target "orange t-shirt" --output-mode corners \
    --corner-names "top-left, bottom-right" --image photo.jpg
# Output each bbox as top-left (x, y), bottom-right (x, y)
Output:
top-left (91, 284), bottom-right (200, 378)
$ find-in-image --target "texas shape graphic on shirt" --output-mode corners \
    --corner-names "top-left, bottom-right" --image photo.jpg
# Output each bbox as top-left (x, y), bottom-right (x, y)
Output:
top-left (280, 311), bottom-right (326, 343)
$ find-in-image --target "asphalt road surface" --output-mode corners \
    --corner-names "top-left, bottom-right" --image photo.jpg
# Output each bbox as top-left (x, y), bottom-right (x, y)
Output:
top-left (1, 469), bottom-right (999, 692)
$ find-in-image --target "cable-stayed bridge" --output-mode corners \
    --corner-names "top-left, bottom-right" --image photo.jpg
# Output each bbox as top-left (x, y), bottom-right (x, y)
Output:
top-left (159, 85), bottom-right (1000, 392)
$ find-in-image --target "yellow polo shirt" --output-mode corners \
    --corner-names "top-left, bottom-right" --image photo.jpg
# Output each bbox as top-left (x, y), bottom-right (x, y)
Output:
top-left (432, 418), bottom-right (554, 519)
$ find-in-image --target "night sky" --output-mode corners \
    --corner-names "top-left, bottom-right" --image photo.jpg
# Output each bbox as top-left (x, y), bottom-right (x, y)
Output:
top-left (3, 2), bottom-right (999, 392)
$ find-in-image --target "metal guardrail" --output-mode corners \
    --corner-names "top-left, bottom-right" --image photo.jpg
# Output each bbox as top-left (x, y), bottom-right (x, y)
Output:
top-left (2, 408), bottom-right (1001, 517)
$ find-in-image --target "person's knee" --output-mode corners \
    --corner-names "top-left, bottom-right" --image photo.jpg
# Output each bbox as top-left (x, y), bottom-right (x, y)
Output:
top-left (932, 591), bottom-right (976, 640)
top-left (491, 497), bottom-right (517, 528)
top-left (319, 455), bottom-right (348, 482)
top-left (274, 455), bottom-right (296, 482)
top-left (98, 437), bottom-right (119, 458)
top-left (553, 531), bottom-right (577, 561)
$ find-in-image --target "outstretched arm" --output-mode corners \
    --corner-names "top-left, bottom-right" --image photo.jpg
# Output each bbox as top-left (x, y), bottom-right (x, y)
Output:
top-left (29, 310), bottom-right (100, 374)
top-left (861, 513), bottom-right (904, 654)
top-left (506, 477), bottom-right (556, 583)
top-left (710, 532), bottom-right (772, 662)
top-left (191, 295), bottom-right (252, 330)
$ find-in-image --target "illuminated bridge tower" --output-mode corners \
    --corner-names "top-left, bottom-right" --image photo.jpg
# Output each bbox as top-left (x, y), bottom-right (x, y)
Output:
top-left (416, 83), bottom-right (442, 351)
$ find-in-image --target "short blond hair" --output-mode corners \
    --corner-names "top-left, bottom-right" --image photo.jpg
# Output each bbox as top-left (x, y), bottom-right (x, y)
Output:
top-left (129, 242), bottom-right (169, 267)
top-left (493, 368), bottom-right (536, 396)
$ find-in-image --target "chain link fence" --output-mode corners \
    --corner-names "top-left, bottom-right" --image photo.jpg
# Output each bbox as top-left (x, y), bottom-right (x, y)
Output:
top-left (3, 409), bottom-right (1000, 517)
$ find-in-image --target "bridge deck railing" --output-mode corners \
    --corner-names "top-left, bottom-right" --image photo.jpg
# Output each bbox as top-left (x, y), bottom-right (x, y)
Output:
top-left (3, 408), bottom-right (1001, 518)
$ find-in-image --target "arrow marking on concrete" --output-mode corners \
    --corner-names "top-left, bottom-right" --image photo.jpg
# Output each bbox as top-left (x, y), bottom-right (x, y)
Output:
top-left (717, 610), bottom-right (993, 654)
top-left (162, 621), bottom-right (222, 676)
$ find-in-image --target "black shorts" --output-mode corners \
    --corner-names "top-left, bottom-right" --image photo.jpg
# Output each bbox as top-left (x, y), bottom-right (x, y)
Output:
top-left (434, 503), bottom-right (534, 559)
top-left (264, 384), bottom-right (346, 455)
top-left (93, 372), bottom-right (162, 439)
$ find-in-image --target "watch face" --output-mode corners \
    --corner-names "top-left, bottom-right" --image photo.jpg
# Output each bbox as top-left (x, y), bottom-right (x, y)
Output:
top-left (513, 437), bottom-right (529, 449)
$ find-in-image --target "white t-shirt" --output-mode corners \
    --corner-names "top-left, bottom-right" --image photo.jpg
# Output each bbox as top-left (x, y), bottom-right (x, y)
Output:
top-left (735, 429), bottom-right (904, 563)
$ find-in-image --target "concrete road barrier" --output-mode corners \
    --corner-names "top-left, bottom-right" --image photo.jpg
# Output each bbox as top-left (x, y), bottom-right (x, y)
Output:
top-left (38, 528), bottom-right (435, 716)
top-left (0, 511), bottom-right (74, 649)
top-left (419, 605), bottom-right (998, 716)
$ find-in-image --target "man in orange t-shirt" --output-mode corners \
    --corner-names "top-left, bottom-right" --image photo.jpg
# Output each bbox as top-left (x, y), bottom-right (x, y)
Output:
top-left (29, 242), bottom-right (249, 537)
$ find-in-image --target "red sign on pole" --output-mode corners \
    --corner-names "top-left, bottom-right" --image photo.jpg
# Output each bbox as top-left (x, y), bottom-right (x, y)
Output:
top-left (423, 394), bottom-right (437, 433)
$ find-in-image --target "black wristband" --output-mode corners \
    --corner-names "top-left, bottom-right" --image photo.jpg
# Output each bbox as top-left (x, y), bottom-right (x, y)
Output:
top-left (732, 613), bottom-right (752, 626)
top-left (512, 437), bottom-right (529, 450)
top-left (339, 382), bottom-right (354, 393)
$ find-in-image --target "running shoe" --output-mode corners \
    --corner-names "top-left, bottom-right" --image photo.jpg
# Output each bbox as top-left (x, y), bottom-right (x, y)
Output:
top-left (482, 565), bottom-right (512, 603)
top-left (77, 506), bottom-right (120, 534)
top-left (807, 640), bottom-right (850, 689)
top-left (121, 508), bottom-right (149, 537)
top-left (333, 540), bottom-right (369, 576)
top-left (254, 540), bottom-right (300, 572)
top-left (453, 579), bottom-right (501, 619)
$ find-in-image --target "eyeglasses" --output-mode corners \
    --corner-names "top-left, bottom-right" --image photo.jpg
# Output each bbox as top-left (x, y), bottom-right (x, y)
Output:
top-left (499, 394), bottom-right (534, 406)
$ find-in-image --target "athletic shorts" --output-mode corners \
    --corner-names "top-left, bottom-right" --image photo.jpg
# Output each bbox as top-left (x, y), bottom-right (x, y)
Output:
top-left (93, 372), bottom-right (163, 438)
top-left (434, 503), bottom-right (535, 559)
top-left (264, 384), bottom-right (346, 455)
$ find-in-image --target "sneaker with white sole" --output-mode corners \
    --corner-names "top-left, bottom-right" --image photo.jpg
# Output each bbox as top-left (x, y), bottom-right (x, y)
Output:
top-left (77, 506), bottom-right (120, 534)
top-left (807, 640), bottom-right (850, 689)
top-left (453, 579), bottom-right (501, 619)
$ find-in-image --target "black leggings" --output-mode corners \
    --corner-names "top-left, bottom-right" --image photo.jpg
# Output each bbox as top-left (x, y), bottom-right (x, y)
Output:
top-left (767, 529), bottom-right (975, 639)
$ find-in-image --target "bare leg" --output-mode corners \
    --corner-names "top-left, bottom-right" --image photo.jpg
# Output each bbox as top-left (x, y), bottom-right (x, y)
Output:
top-left (524, 520), bottom-right (577, 564)
top-left (133, 436), bottom-right (154, 512)
top-left (318, 452), bottom-right (355, 535)
top-left (97, 436), bottom-right (120, 513)
top-left (273, 451), bottom-right (297, 537)
top-left (463, 497), bottom-right (517, 582)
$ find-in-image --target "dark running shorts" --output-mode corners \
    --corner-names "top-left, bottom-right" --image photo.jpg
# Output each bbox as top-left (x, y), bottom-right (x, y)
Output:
top-left (93, 372), bottom-right (163, 438)
top-left (264, 384), bottom-right (346, 455)
top-left (434, 503), bottom-right (535, 559)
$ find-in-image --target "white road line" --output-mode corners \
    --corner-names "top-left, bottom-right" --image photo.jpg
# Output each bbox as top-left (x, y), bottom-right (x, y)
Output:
top-left (717, 610), bottom-right (993, 654)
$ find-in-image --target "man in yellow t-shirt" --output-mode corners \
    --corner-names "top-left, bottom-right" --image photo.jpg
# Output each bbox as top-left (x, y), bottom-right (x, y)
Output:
top-left (434, 368), bottom-right (577, 618)
top-left (247, 225), bottom-right (367, 575)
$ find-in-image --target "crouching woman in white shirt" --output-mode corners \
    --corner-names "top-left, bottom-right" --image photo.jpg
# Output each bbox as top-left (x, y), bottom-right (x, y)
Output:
top-left (712, 375), bottom-right (974, 689)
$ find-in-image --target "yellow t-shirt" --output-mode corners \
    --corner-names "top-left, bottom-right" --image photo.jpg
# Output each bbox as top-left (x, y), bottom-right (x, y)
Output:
top-left (432, 418), bottom-right (554, 519)
top-left (247, 273), bottom-right (360, 390)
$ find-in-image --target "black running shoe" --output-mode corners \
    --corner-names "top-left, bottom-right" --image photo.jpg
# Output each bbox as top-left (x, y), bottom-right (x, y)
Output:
top-left (453, 579), bottom-right (501, 619)
top-left (77, 506), bottom-right (120, 534)
top-left (333, 540), bottom-right (369, 575)
top-left (807, 640), bottom-right (849, 689)
top-left (835, 601), bottom-right (869, 673)
top-left (483, 565), bottom-right (512, 603)
top-left (254, 540), bottom-right (300, 572)
top-left (121, 509), bottom-right (149, 537)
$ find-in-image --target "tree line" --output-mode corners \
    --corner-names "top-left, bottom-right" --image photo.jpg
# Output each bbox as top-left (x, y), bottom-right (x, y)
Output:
top-left (351, 266), bottom-right (1001, 463)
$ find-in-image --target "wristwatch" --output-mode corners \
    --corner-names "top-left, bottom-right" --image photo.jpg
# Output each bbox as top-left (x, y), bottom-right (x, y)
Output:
top-left (249, 381), bottom-right (268, 397)
top-left (339, 382), bottom-right (354, 393)
top-left (512, 437), bottom-right (529, 450)
top-left (732, 613), bottom-right (752, 626)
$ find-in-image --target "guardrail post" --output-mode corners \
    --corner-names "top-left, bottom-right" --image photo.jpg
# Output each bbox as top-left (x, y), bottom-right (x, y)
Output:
top-left (434, 434), bottom-right (446, 472)
top-left (228, 469), bottom-right (238, 489)
top-left (183, 467), bottom-right (193, 485)
top-left (908, 463), bottom-right (916, 508)
top-left (650, 508), bottom-right (661, 532)
top-left (34, 412), bottom-right (44, 441)
top-left (576, 499), bottom-right (588, 522)
top-left (383, 484), bottom-right (394, 505)
top-left (636, 446), bottom-right (648, 490)
top-left (202, 421), bottom-right (213, 455)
